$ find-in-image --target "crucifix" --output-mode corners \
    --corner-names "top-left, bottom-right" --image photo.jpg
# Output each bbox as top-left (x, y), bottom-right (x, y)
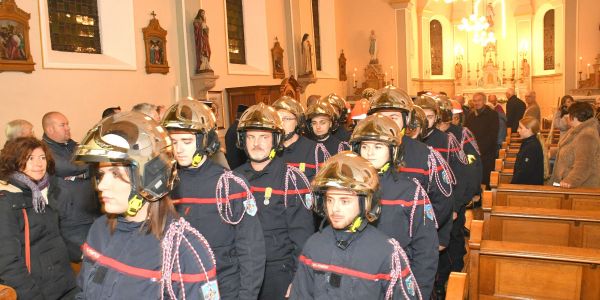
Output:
top-left (150, 11), bottom-right (157, 19)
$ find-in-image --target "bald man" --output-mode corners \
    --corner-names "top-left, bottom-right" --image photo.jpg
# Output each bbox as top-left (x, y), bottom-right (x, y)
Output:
top-left (42, 112), bottom-right (100, 262)
top-left (505, 88), bottom-right (526, 132)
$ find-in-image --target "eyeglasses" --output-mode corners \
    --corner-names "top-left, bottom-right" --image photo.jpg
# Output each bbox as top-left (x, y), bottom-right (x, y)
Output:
top-left (281, 117), bottom-right (296, 122)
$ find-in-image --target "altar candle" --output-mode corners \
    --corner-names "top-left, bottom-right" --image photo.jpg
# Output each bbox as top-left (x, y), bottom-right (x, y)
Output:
top-left (588, 63), bottom-right (592, 79)
top-left (579, 57), bottom-right (583, 72)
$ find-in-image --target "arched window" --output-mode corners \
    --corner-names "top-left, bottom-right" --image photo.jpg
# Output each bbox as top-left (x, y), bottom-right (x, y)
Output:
top-left (543, 9), bottom-right (555, 70)
top-left (226, 0), bottom-right (246, 64)
top-left (430, 20), bottom-right (443, 75)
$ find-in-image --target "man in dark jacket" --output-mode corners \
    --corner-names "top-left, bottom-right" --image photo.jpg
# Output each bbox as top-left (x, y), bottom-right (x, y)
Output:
top-left (163, 100), bottom-right (266, 300)
top-left (42, 112), bottom-right (100, 261)
top-left (234, 103), bottom-right (314, 300)
top-left (505, 88), bottom-right (526, 133)
top-left (465, 93), bottom-right (499, 188)
top-left (225, 104), bottom-right (249, 169)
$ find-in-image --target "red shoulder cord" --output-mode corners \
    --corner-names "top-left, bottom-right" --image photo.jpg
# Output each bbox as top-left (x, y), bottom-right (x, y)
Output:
top-left (315, 143), bottom-right (331, 173)
top-left (427, 146), bottom-right (456, 197)
top-left (215, 171), bottom-right (256, 225)
top-left (386, 238), bottom-right (423, 300)
top-left (283, 165), bottom-right (314, 209)
top-left (462, 127), bottom-right (480, 155)
top-left (161, 218), bottom-right (217, 300)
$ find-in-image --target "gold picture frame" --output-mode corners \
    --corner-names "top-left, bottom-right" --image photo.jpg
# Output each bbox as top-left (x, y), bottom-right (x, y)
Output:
top-left (142, 12), bottom-right (169, 74)
top-left (0, 0), bottom-right (35, 73)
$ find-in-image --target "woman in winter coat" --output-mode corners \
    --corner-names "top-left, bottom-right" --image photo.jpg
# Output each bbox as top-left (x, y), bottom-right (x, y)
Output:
top-left (511, 117), bottom-right (548, 185)
top-left (0, 137), bottom-right (79, 299)
top-left (551, 102), bottom-right (600, 188)
top-left (74, 112), bottom-right (219, 299)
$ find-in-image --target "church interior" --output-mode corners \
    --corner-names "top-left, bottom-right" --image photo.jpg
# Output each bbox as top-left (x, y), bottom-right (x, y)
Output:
top-left (1, 0), bottom-right (600, 299)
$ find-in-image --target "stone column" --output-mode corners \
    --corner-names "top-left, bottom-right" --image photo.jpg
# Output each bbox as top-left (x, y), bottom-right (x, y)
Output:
top-left (390, 0), bottom-right (413, 92)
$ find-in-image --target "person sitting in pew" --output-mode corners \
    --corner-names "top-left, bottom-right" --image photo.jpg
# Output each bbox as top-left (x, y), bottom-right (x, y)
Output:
top-left (511, 116), bottom-right (548, 185)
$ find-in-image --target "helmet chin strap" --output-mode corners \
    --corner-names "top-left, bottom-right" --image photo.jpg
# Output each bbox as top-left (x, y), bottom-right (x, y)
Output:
top-left (248, 149), bottom-right (276, 163)
top-left (126, 193), bottom-right (145, 216)
top-left (283, 131), bottom-right (296, 141)
top-left (191, 153), bottom-right (204, 167)
top-left (378, 162), bottom-right (391, 174)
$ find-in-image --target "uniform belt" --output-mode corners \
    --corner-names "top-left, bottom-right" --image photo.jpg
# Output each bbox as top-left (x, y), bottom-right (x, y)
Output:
top-left (63, 173), bottom-right (88, 181)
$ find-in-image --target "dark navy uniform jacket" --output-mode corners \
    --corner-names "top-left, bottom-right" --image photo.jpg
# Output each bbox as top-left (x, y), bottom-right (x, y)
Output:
top-left (77, 216), bottom-right (217, 299)
top-left (332, 126), bottom-right (352, 143)
top-left (399, 135), bottom-right (454, 247)
top-left (447, 124), bottom-right (483, 208)
top-left (511, 135), bottom-right (544, 185)
top-left (290, 224), bottom-right (421, 300)
top-left (235, 157), bottom-right (314, 269)
top-left (280, 135), bottom-right (319, 180)
top-left (170, 159), bottom-right (266, 300)
top-left (375, 169), bottom-right (439, 298)
top-left (315, 135), bottom-right (350, 167)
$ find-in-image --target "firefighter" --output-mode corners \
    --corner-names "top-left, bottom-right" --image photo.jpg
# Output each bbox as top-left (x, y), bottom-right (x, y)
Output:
top-left (290, 151), bottom-right (422, 300)
top-left (162, 100), bottom-right (266, 300)
top-left (234, 103), bottom-right (314, 300)
top-left (305, 99), bottom-right (348, 164)
top-left (273, 96), bottom-right (319, 179)
top-left (368, 87), bottom-right (455, 251)
top-left (323, 93), bottom-right (352, 142)
top-left (74, 111), bottom-right (218, 299)
top-left (350, 114), bottom-right (439, 298)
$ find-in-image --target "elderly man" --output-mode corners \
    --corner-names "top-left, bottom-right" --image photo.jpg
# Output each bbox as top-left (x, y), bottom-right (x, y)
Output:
top-left (489, 95), bottom-right (507, 152)
top-left (42, 112), bottom-right (100, 262)
top-left (4, 119), bottom-right (34, 142)
top-left (465, 93), bottom-right (499, 188)
top-left (505, 88), bottom-right (526, 132)
top-left (488, 94), bottom-right (505, 115)
top-left (524, 90), bottom-right (541, 122)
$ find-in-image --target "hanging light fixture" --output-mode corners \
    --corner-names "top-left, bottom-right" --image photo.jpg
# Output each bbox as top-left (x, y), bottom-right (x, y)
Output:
top-left (458, 0), bottom-right (496, 46)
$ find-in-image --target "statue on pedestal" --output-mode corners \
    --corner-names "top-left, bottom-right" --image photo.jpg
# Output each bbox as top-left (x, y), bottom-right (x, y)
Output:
top-left (193, 9), bottom-right (212, 73)
top-left (339, 50), bottom-right (347, 81)
top-left (301, 33), bottom-right (314, 77)
top-left (522, 58), bottom-right (530, 78)
top-left (369, 30), bottom-right (378, 64)
top-left (455, 62), bottom-right (463, 80)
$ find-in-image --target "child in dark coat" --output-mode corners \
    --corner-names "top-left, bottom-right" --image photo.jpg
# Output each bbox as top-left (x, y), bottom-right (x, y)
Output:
top-left (511, 117), bottom-right (548, 185)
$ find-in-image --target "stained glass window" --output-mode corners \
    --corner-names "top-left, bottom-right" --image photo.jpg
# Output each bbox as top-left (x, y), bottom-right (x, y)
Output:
top-left (312, 0), bottom-right (322, 71)
top-left (47, 0), bottom-right (102, 54)
top-left (226, 0), bottom-right (246, 64)
top-left (430, 20), bottom-right (443, 75)
top-left (543, 9), bottom-right (555, 70)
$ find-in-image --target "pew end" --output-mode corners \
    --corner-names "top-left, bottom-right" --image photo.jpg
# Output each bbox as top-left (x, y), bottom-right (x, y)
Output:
top-left (490, 171), bottom-right (499, 188)
top-left (446, 272), bottom-right (468, 300)
top-left (494, 159), bottom-right (503, 172)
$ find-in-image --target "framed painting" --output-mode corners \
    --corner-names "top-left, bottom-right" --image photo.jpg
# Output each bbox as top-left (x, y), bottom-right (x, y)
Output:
top-left (142, 12), bottom-right (169, 74)
top-left (207, 91), bottom-right (225, 129)
top-left (0, 0), bottom-right (35, 73)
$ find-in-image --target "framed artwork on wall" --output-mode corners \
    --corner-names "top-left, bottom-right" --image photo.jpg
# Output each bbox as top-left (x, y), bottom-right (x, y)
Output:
top-left (207, 91), bottom-right (225, 129)
top-left (143, 12), bottom-right (169, 74)
top-left (0, 0), bottom-right (35, 73)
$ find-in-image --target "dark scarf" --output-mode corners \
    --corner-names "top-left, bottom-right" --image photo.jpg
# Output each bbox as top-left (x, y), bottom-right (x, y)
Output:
top-left (10, 172), bottom-right (50, 213)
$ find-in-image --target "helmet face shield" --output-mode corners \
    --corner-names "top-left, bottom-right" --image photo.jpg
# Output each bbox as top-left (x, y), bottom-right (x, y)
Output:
top-left (161, 100), bottom-right (217, 132)
top-left (75, 111), bottom-right (176, 202)
top-left (368, 87), bottom-right (414, 115)
top-left (236, 103), bottom-right (285, 160)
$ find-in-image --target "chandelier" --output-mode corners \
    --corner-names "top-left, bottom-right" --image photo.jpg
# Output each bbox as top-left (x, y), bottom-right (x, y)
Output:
top-left (457, 0), bottom-right (498, 46)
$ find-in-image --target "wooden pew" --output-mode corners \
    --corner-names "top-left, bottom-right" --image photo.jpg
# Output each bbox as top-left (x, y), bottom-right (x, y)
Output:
top-left (483, 183), bottom-right (600, 214)
top-left (466, 220), bottom-right (600, 299)
top-left (485, 206), bottom-right (600, 249)
top-left (489, 170), bottom-right (512, 187)
top-left (446, 272), bottom-right (468, 299)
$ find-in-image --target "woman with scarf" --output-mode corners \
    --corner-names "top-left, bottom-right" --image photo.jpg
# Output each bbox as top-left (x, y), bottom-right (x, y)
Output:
top-left (0, 137), bottom-right (79, 299)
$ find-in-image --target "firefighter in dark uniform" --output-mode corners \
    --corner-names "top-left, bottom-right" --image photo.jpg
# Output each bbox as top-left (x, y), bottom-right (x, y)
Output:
top-left (74, 112), bottom-right (219, 299)
top-left (323, 93), bottom-right (352, 143)
top-left (162, 100), bottom-right (266, 300)
top-left (273, 96), bottom-right (319, 180)
top-left (234, 103), bottom-right (315, 300)
top-left (350, 114), bottom-right (439, 298)
top-left (290, 152), bottom-right (422, 300)
top-left (306, 99), bottom-right (349, 164)
top-left (368, 87), bottom-right (455, 251)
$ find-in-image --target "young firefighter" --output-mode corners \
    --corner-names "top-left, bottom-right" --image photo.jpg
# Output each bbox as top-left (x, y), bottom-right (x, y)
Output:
top-left (290, 151), bottom-right (422, 300)
top-left (74, 112), bottom-right (219, 299)
top-left (350, 114), bottom-right (439, 298)
top-left (368, 87), bottom-right (455, 251)
top-left (323, 93), bottom-right (352, 143)
top-left (233, 103), bottom-right (314, 300)
top-left (305, 99), bottom-right (347, 164)
top-left (161, 100), bottom-right (266, 300)
top-left (273, 96), bottom-right (319, 179)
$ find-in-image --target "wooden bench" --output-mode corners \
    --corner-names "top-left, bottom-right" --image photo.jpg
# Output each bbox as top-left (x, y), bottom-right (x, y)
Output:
top-left (488, 183), bottom-right (600, 211)
top-left (489, 170), bottom-right (512, 187)
top-left (446, 272), bottom-right (468, 299)
top-left (464, 220), bottom-right (600, 299)
top-left (484, 206), bottom-right (600, 249)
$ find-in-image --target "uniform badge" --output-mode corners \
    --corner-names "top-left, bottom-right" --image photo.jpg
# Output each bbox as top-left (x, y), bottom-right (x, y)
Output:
top-left (201, 280), bottom-right (220, 300)
top-left (404, 274), bottom-right (416, 296)
top-left (525, 157), bottom-right (529, 162)
top-left (424, 203), bottom-right (434, 221)
top-left (244, 199), bottom-right (257, 216)
top-left (305, 193), bottom-right (313, 208)
top-left (442, 170), bottom-right (449, 184)
top-left (264, 187), bottom-right (272, 205)
top-left (299, 162), bottom-right (306, 173)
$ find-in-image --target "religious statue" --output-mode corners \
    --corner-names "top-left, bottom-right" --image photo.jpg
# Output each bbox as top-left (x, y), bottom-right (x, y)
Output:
top-left (301, 33), bottom-right (313, 76)
top-left (369, 30), bottom-right (378, 64)
top-left (339, 50), bottom-right (347, 81)
top-left (486, 2), bottom-right (495, 27)
top-left (194, 9), bottom-right (212, 73)
top-left (455, 62), bottom-right (463, 80)
top-left (522, 58), bottom-right (530, 78)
